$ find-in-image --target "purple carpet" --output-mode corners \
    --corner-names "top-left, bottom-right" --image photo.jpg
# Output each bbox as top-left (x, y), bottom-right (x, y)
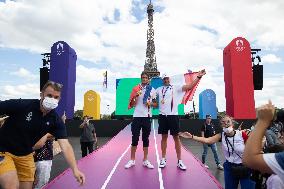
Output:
top-left (44, 121), bottom-right (223, 189)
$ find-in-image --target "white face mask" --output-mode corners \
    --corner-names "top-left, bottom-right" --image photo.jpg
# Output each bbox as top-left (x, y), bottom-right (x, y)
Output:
top-left (223, 126), bottom-right (234, 134)
top-left (42, 97), bottom-right (59, 111)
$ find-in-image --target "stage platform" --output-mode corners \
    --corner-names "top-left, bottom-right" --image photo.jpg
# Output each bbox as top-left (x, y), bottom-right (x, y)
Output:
top-left (45, 120), bottom-right (224, 189)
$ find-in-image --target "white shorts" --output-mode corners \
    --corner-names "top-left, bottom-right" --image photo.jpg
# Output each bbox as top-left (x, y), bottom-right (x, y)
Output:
top-left (33, 160), bottom-right (53, 189)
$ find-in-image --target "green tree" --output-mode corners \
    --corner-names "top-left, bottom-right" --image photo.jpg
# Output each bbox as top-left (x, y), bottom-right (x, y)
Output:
top-left (111, 111), bottom-right (115, 119)
top-left (74, 110), bottom-right (83, 120)
top-left (101, 114), bottom-right (111, 120)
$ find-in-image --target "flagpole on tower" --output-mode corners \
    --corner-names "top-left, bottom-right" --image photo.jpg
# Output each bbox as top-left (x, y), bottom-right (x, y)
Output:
top-left (103, 71), bottom-right (108, 89)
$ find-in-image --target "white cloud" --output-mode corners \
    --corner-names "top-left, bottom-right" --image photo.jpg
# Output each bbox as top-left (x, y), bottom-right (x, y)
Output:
top-left (11, 67), bottom-right (38, 80)
top-left (255, 75), bottom-right (284, 108)
top-left (0, 83), bottom-right (39, 99)
top-left (76, 65), bottom-right (105, 84)
top-left (75, 88), bottom-right (116, 115)
top-left (262, 54), bottom-right (282, 64)
top-left (0, 0), bottom-right (284, 113)
top-left (76, 64), bottom-right (130, 85)
top-left (75, 64), bottom-right (117, 114)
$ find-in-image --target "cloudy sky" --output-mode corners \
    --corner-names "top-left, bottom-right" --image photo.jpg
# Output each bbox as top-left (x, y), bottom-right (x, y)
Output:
top-left (0, 0), bottom-right (283, 114)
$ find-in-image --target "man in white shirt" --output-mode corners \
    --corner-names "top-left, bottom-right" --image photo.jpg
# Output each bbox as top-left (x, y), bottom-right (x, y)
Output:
top-left (156, 70), bottom-right (206, 170)
top-left (125, 72), bottom-right (157, 169)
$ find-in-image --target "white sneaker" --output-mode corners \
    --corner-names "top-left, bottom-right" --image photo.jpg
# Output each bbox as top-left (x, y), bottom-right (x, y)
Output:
top-left (125, 160), bottom-right (135, 169)
top-left (177, 160), bottom-right (187, 170)
top-left (143, 160), bottom-right (154, 169)
top-left (159, 158), bottom-right (167, 168)
top-left (217, 164), bottom-right (224, 170)
top-left (204, 164), bottom-right (209, 169)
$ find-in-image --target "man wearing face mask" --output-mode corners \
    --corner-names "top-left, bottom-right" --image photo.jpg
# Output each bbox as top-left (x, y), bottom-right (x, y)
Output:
top-left (0, 81), bottom-right (85, 189)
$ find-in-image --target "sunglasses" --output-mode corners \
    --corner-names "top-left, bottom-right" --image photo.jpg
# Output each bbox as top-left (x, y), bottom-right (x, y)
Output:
top-left (47, 81), bottom-right (63, 89)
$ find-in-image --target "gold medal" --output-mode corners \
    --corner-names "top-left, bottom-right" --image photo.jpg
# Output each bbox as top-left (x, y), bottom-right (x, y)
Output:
top-left (161, 99), bottom-right (165, 104)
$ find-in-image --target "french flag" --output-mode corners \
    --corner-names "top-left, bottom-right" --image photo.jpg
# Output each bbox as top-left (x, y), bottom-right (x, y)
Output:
top-left (127, 71), bottom-right (202, 109)
top-left (170, 72), bottom-right (201, 104)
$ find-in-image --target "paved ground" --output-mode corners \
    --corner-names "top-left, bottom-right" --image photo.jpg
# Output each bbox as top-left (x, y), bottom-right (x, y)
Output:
top-left (181, 138), bottom-right (225, 186)
top-left (50, 137), bottom-right (111, 180)
top-left (50, 137), bottom-right (226, 187)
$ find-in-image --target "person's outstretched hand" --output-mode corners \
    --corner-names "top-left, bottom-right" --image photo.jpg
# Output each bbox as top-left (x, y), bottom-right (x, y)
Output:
top-left (179, 132), bottom-right (193, 139)
top-left (197, 69), bottom-right (206, 77)
top-left (73, 169), bottom-right (86, 186)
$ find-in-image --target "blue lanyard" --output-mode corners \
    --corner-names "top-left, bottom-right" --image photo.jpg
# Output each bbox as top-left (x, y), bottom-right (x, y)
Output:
top-left (162, 86), bottom-right (171, 99)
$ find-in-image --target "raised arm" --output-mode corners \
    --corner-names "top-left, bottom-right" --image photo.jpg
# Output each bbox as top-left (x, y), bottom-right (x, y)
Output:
top-left (243, 100), bottom-right (275, 173)
top-left (182, 69), bottom-right (206, 91)
top-left (79, 121), bottom-right (86, 129)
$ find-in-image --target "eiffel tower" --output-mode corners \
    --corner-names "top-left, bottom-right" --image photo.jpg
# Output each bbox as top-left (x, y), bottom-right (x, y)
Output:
top-left (144, 0), bottom-right (160, 79)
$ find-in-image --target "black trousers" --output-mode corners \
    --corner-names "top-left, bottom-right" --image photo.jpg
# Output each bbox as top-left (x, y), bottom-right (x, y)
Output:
top-left (80, 141), bottom-right (94, 157)
top-left (131, 117), bottom-right (151, 147)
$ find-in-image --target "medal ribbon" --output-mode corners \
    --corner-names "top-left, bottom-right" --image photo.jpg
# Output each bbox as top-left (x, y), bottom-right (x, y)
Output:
top-left (141, 84), bottom-right (151, 117)
top-left (162, 86), bottom-right (170, 102)
top-left (162, 86), bottom-right (174, 112)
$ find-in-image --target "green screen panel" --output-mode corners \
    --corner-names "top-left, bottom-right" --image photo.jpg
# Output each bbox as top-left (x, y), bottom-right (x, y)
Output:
top-left (115, 78), bottom-right (185, 116)
top-left (116, 78), bottom-right (140, 115)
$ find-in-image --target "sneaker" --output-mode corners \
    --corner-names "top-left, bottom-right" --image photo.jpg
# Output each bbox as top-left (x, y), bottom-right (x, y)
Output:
top-left (143, 160), bottom-right (154, 169)
top-left (204, 164), bottom-right (209, 169)
top-left (125, 160), bottom-right (135, 169)
top-left (159, 158), bottom-right (167, 168)
top-left (177, 160), bottom-right (187, 170)
top-left (217, 164), bottom-right (224, 170)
